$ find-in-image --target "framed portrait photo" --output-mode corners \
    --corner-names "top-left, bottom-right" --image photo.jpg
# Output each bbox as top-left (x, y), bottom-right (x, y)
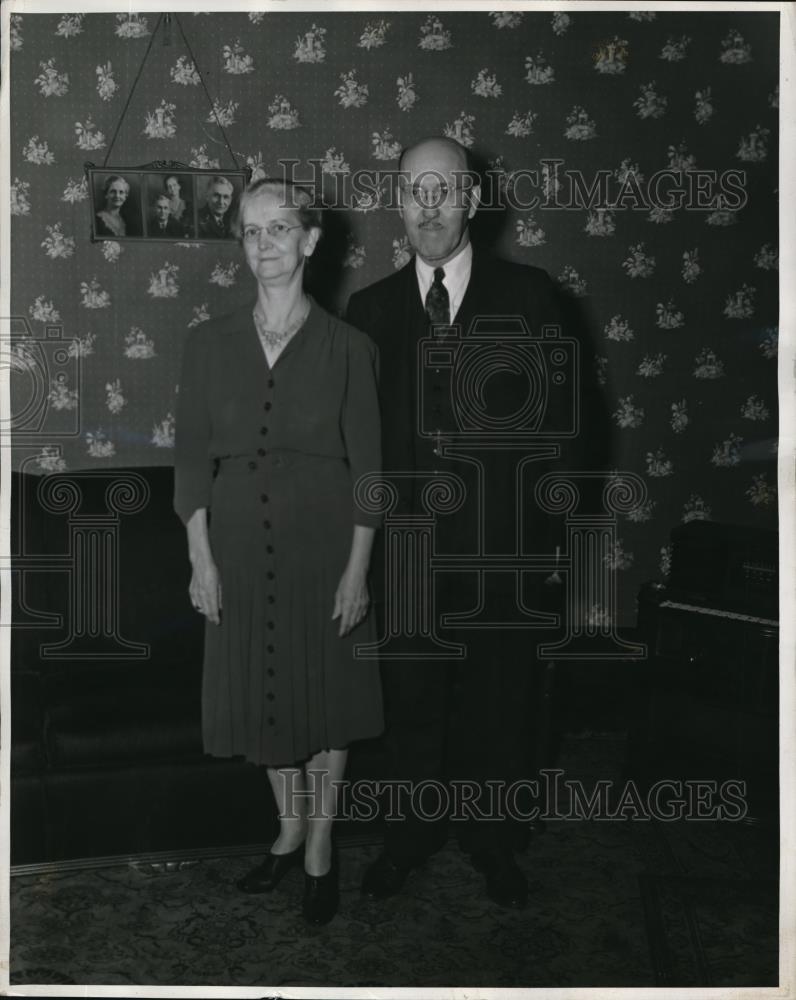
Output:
top-left (86, 163), bottom-right (250, 243)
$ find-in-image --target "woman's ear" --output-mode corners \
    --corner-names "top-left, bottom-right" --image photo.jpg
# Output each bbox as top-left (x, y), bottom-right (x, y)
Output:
top-left (304, 225), bottom-right (322, 257)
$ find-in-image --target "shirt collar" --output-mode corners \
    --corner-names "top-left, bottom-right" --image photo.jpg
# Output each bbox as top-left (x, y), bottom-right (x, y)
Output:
top-left (415, 240), bottom-right (472, 285)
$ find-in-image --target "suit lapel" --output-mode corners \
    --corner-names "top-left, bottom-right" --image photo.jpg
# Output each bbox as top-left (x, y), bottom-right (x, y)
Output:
top-left (368, 263), bottom-right (420, 475)
top-left (378, 253), bottom-right (501, 475)
top-left (453, 250), bottom-right (492, 337)
top-left (400, 263), bottom-right (424, 461)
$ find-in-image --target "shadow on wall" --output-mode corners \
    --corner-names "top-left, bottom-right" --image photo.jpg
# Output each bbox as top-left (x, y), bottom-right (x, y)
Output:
top-left (307, 205), bottom-right (349, 315)
top-left (470, 147), bottom-right (616, 491)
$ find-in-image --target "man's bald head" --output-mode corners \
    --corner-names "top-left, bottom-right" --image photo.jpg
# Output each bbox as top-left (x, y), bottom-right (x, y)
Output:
top-left (398, 136), bottom-right (473, 175)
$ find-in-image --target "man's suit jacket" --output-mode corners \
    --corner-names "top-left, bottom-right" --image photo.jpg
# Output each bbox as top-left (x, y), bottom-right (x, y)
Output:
top-left (198, 207), bottom-right (232, 239)
top-left (149, 216), bottom-right (189, 239)
top-left (346, 250), bottom-right (578, 599)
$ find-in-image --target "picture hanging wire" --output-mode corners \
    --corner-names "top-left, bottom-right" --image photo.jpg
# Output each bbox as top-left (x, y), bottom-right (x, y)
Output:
top-left (102, 12), bottom-right (241, 170)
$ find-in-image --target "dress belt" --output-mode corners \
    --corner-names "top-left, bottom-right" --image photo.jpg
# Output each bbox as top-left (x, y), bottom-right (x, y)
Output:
top-left (216, 451), bottom-right (347, 467)
top-left (217, 453), bottom-right (256, 463)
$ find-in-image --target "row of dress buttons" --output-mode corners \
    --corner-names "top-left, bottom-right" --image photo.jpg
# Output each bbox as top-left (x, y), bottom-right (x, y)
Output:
top-left (260, 377), bottom-right (274, 457)
top-left (249, 378), bottom-right (276, 469)
top-left (259, 378), bottom-right (277, 726)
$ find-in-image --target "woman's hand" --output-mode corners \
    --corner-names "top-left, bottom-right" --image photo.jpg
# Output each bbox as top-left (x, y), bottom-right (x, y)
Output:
top-left (332, 565), bottom-right (370, 637)
top-left (189, 555), bottom-right (222, 625)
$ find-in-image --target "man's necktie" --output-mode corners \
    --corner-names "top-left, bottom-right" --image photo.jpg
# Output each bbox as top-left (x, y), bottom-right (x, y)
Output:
top-left (425, 267), bottom-right (450, 327)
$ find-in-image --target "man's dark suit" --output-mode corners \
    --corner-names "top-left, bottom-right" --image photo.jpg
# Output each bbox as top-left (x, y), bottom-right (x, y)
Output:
top-left (346, 249), bottom-right (573, 861)
top-left (198, 207), bottom-right (232, 239)
top-left (148, 216), bottom-right (189, 239)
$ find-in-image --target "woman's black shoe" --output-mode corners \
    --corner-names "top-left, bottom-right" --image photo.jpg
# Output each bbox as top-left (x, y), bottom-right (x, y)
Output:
top-left (236, 843), bottom-right (304, 894)
top-left (302, 857), bottom-right (339, 925)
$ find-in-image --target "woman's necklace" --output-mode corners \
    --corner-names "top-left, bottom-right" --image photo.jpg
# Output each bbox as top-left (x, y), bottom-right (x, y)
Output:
top-left (253, 301), bottom-right (309, 350)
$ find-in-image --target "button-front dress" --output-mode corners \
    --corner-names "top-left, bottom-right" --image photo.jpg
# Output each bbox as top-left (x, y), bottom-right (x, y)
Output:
top-left (174, 298), bottom-right (384, 766)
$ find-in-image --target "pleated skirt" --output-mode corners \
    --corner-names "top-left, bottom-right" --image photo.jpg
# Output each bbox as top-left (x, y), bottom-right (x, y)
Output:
top-left (203, 451), bottom-right (384, 767)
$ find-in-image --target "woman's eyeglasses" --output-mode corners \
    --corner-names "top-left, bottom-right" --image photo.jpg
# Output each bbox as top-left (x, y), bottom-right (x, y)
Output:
top-left (242, 222), bottom-right (303, 243)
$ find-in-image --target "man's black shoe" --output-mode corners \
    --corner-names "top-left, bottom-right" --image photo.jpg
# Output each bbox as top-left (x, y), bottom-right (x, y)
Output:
top-left (361, 853), bottom-right (420, 900)
top-left (470, 850), bottom-right (528, 909)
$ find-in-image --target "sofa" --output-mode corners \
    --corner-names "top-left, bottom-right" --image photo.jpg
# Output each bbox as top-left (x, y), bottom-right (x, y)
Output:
top-left (9, 464), bottom-right (394, 867)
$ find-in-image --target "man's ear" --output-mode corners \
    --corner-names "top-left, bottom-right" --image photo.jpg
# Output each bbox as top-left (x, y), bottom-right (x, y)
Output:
top-left (466, 183), bottom-right (481, 220)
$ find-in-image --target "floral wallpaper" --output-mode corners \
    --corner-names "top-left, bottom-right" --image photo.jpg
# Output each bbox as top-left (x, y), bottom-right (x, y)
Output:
top-left (8, 9), bottom-right (779, 624)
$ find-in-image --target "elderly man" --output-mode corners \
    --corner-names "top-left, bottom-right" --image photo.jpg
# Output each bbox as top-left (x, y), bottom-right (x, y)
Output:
top-left (346, 136), bottom-right (576, 910)
top-left (198, 175), bottom-right (234, 238)
top-left (149, 194), bottom-right (188, 239)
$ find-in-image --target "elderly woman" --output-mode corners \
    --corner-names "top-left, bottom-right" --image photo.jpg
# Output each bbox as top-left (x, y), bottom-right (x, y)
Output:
top-left (174, 178), bottom-right (383, 926)
top-left (95, 174), bottom-right (135, 237)
top-left (164, 175), bottom-right (188, 223)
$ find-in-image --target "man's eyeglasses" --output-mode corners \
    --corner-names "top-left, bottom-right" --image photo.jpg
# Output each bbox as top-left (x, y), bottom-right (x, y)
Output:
top-left (242, 222), bottom-right (303, 243)
top-left (400, 180), bottom-right (475, 210)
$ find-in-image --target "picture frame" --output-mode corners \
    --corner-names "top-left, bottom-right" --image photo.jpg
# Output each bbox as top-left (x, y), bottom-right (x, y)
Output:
top-left (85, 162), bottom-right (251, 243)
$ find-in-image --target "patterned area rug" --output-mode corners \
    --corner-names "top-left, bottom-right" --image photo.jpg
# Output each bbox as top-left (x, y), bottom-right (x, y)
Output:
top-left (10, 737), bottom-right (779, 989)
top-left (636, 808), bottom-right (779, 989)
top-left (11, 834), bottom-right (651, 988)
top-left (640, 873), bottom-right (778, 988)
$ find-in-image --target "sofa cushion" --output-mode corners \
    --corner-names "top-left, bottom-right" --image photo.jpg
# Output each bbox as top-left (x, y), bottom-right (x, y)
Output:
top-left (46, 709), bottom-right (203, 770)
top-left (11, 774), bottom-right (48, 865)
top-left (42, 662), bottom-right (203, 768)
top-left (41, 759), bottom-right (274, 861)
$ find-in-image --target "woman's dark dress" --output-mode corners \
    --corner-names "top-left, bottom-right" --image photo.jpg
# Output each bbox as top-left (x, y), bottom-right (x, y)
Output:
top-left (174, 299), bottom-right (384, 766)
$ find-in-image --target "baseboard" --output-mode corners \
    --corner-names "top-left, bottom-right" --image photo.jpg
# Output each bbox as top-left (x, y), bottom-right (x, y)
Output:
top-left (10, 828), bottom-right (386, 878)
